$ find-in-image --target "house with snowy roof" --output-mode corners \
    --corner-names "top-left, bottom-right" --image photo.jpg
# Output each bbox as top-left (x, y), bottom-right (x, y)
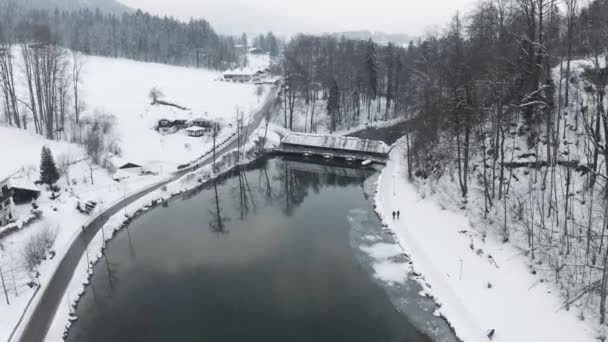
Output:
top-left (184, 117), bottom-right (218, 137)
top-left (157, 119), bottom-right (188, 134)
top-left (223, 67), bottom-right (268, 83)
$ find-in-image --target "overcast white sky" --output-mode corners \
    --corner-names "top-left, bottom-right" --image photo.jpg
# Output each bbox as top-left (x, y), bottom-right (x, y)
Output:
top-left (118, 0), bottom-right (478, 37)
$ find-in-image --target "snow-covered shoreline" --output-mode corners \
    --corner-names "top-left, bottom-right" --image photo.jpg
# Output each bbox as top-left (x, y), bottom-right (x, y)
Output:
top-left (373, 142), bottom-right (598, 342)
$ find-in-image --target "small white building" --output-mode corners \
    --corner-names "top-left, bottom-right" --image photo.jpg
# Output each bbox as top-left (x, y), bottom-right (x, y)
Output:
top-left (185, 126), bottom-right (208, 137)
top-left (0, 175), bottom-right (16, 227)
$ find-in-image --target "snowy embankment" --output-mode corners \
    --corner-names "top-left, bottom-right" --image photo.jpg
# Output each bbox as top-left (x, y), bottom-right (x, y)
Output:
top-left (0, 125), bottom-right (165, 342)
top-left (374, 144), bottom-right (597, 342)
top-left (44, 126), bottom-right (280, 342)
top-left (0, 130), bottom-right (179, 342)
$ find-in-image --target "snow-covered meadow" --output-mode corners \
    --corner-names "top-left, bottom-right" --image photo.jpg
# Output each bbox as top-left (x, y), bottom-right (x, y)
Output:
top-left (80, 53), bottom-right (271, 169)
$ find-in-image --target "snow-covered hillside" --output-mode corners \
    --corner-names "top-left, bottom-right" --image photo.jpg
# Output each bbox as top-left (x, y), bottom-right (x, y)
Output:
top-left (377, 57), bottom-right (608, 341)
top-left (80, 54), bottom-right (270, 169)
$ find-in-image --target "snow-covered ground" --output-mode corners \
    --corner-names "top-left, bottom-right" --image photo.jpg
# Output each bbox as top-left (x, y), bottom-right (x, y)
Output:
top-left (0, 52), bottom-right (273, 341)
top-left (80, 53), bottom-right (270, 169)
top-left (374, 144), bottom-right (598, 342)
top-left (0, 126), bottom-right (165, 342)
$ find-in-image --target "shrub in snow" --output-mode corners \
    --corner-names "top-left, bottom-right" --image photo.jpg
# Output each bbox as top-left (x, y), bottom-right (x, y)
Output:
top-left (23, 226), bottom-right (57, 273)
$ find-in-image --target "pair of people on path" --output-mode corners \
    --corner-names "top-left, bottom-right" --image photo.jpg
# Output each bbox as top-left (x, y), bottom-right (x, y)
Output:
top-left (392, 210), bottom-right (400, 220)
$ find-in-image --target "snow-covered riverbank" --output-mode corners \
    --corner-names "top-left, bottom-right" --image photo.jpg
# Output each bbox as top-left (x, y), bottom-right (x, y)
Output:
top-left (374, 144), bottom-right (598, 342)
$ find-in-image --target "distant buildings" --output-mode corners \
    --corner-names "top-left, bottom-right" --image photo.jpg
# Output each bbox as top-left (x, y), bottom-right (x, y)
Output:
top-left (248, 47), bottom-right (263, 54)
top-left (157, 119), bottom-right (188, 134)
top-left (223, 67), bottom-right (268, 83)
top-left (185, 126), bottom-right (207, 137)
top-left (156, 117), bottom-right (218, 137)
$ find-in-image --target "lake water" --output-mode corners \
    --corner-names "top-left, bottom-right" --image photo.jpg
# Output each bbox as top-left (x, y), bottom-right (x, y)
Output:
top-left (66, 158), bottom-right (450, 342)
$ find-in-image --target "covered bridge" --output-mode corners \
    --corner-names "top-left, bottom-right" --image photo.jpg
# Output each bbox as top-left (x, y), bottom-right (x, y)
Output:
top-left (278, 133), bottom-right (390, 163)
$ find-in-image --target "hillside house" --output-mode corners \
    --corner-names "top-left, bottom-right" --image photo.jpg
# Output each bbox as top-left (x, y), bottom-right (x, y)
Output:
top-left (118, 163), bottom-right (143, 175)
top-left (157, 119), bottom-right (188, 134)
top-left (188, 117), bottom-right (214, 129)
top-left (9, 178), bottom-right (40, 204)
top-left (186, 126), bottom-right (208, 137)
top-left (0, 176), bottom-right (16, 227)
top-left (223, 68), bottom-right (268, 83)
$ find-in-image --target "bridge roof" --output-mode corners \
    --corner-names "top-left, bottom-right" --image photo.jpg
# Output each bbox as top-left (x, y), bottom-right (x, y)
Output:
top-left (282, 133), bottom-right (390, 155)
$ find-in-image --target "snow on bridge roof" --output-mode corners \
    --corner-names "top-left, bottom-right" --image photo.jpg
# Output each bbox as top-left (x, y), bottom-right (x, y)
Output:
top-left (282, 133), bottom-right (390, 155)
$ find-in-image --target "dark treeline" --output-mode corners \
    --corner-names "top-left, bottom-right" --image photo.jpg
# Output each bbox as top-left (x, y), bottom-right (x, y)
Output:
top-left (0, 2), bottom-right (241, 69)
top-left (249, 32), bottom-right (280, 57)
top-left (282, 35), bottom-right (408, 131)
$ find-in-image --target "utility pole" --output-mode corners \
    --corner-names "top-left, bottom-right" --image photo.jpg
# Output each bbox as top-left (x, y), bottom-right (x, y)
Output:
top-left (0, 264), bottom-right (10, 305)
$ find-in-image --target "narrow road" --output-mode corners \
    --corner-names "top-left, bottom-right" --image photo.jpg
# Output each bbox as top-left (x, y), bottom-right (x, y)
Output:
top-left (17, 85), bottom-right (279, 342)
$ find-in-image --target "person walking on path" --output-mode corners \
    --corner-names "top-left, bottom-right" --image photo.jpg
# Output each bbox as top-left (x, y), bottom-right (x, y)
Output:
top-left (392, 211), bottom-right (396, 220)
top-left (397, 210), bottom-right (400, 219)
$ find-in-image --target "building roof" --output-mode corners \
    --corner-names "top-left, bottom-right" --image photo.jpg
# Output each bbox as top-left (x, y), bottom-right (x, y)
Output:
top-left (223, 67), bottom-right (266, 77)
top-left (0, 170), bottom-right (18, 186)
top-left (119, 162), bottom-right (142, 169)
top-left (186, 126), bottom-right (207, 132)
top-left (282, 133), bottom-right (390, 155)
top-left (8, 178), bottom-right (39, 193)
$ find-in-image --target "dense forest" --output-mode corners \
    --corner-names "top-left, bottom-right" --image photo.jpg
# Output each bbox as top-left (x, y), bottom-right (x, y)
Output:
top-left (0, 0), bottom-right (133, 15)
top-left (283, 0), bottom-right (608, 324)
top-left (0, 2), bottom-right (241, 69)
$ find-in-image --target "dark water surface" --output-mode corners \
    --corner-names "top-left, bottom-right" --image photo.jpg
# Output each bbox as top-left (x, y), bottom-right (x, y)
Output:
top-left (66, 159), bottom-right (430, 342)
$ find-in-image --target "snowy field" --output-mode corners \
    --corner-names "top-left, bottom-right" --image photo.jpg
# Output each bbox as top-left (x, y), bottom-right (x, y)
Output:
top-left (80, 53), bottom-right (270, 169)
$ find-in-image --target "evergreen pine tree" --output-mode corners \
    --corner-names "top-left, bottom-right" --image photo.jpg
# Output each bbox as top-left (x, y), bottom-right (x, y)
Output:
top-left (40, 146), bottom-right (60, 187)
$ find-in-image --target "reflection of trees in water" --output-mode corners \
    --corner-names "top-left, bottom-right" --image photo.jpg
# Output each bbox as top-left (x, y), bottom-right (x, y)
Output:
top-left (183, 159), bottom-right (368, 231)
top-left (99, 254), bottom-right (120, 299)
top-left (275, 162), bottom-right (338, 216)
top-left (237, 168), bottom-right (257, 220)
top-left (261, 167), bottom-right (273, 204)
top-left (209, 182), bottom-right (229, 235)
